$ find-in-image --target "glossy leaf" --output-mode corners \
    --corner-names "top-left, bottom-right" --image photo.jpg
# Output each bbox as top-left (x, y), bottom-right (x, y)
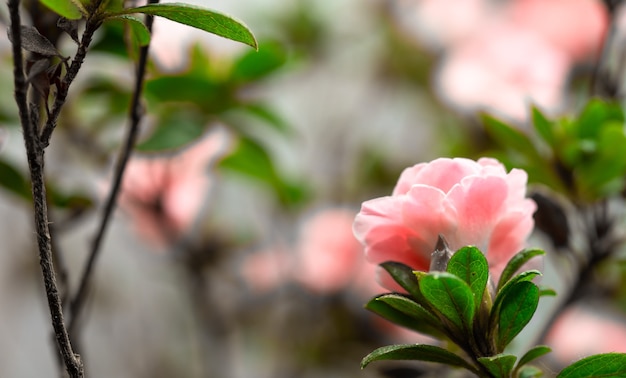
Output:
top-left (497, 249), bottom-right (545, 291)
top-left (361, 344), bottom-right (476, 372)
top-left (112, 3), bottom-right (257, 49)
top-left (477, 354), bottom-right (517, 378)
top-left (40, 0), bottom-right (83, 19)
top-left (446, 246), bottom-right (489, 313)
top-left (420, 272), bottom-right (475, 334)
top-left (496, 281), bottom-right (539, 351)
top-left (380, 262), bottom-right (423, 301)
top-left (516, 345), bottom-right (551, 371)
top-left (365, 296), bottom-right (443, 338)
top-left (557, 353), bottom-right (626, 378)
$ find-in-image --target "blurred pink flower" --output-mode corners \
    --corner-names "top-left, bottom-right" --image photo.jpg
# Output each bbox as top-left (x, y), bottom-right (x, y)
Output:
top-left (239, 247), bottom-right (293, 294)
top-left (353, 157), bottom-right (536, 289)
top-left (116, 128), bottom-right (231, 247)
top-left (295, 208), bottom-right (380, 294)
top-left (508, 0), bottom-right (608, 61)
top-left (435, 22), bottom-right (571, 121)
top-left (546, 305), bottom-right (626, 363)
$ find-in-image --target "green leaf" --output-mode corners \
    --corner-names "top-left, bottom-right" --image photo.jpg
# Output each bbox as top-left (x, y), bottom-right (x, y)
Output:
top-left (110, 15), bottom-right (151, 46)
top-left (0, 159), bottom-right (31, 201)
top-left (516, 345), bottom-right (551, 371)
top-left (575, 99), bottom-right (624, 140)
top-left (495, 281), bottom-right (539, 351)
top-left (365, 295), bottom-right (443, 338)
top-left (557, 353), bottom-right (626, 378)
top-left (361, 344), bottom-right (476, 372)
top-left (482, 113), bottom-right (541, 161)
top-left (231, 41), bottom-right (287, 83)
top-left (239, 104), bottom-right (292, 135)
top-left (531, 106), bottom-right (555, 148)
top-left (518, 365), bottom-right (544, 378)
top-left (380, 262), bottom-right (423, 301)
top-left (538, 286), bottom-right (557, 297)
top-left (419, 272), bottom-right (475, 335)
top-left (39, 0), bottom-right (83, 19)
top-left (112, 3), bottom-right (257, 49)
top-left (497, 249), bottom-right (545, 291)
top-left (446, 246), bottom-right (489, 313)
top-left (136, 108), bottom-right (206, 152)
top-left (477, 354), bottom-right (517, 378)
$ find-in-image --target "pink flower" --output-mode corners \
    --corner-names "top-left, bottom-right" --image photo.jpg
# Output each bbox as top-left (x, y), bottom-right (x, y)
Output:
top-left (239, 246), bottom-right (293, 294)
top-left (353, 157), bottom-right (536, 288)
top-left (116, 128), bottom-right (231, 247)
top-left (507, 0), bottom-right (608, 61)
top-left (295, 208), bottom-right (379, 294)
top-left (435, 22), bottom-right (571, 121)
top-left (546, 305), bottom-right (626, 363)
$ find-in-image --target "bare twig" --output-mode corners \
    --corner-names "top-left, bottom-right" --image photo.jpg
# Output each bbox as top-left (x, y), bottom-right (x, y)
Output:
top-left (69, 0), bottom-right (160, 333)
top-left (8, 1), bottom-right (83, 377)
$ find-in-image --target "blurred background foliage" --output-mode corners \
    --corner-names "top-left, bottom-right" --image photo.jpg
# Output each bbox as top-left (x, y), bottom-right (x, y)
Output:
top-left (2, 0), bottom-right (626, 377)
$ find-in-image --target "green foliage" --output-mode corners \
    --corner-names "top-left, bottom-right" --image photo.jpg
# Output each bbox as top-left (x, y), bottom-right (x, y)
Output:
top-left (109, 3), bottom-right (257, 49)
top-left (361, 344), bottom-right (477, 372)
top-left (557, 353), bottom-right (626, 378)
top-left (419, 272), bottom-right (475, 336)
top-left (363, 248), bottom-right (552, 376)
top-left (39, 0), bottom-right (84, 20)
top-left (109, 15), bottom-right (151, 46)
top-left (497, 249), bottom-right (544, 291)
top-left (477, 354), bottom-right (517, 378)
top-left (484, 99), bottom-right (626, 201)
top-left (446, 246), bottom-right (489, 313)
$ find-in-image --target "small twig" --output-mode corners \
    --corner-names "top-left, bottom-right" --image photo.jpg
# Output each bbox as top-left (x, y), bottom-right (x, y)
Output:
top-left (8, 1), bottom-right (83, 377)
top-left (69, 0), bottom-right (160, 333)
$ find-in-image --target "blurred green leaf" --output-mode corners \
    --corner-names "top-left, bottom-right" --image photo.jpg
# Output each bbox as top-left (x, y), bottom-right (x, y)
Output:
top-left (0, 159), bottom-right (31, 201)
top-left (482, 114), bottom-right (540, 161)
top-left (112, 3), bottom-right (257, 49)
top-left (420, 272), bottom-right (475, 335)
top-left (40, 0), bottom-right (83, 19)
top-left (145, 75), bottom-right (233, 113)
top-left (574, 99), bottom-right (623, 140)
top-left (361, 344), bottom-right (476, 372)
top-left (516, 345), bottom-right (551, 372)
top-left (557, 353), bottom-right (626, 378)
top-left (446, 246), bottom-right (489, 313)
top-left (365, 295), bottom-right (443, 338)
top-left (231, 41), bottom-right (287, 83)
top-left (531, 106), bottom-right (555, 148)
top-left (136, 108), bottom-right (206, 152)
top-left (477, 354), bottom-right (517, 378)
top-left (495, 281), bottom-right (539, 351)
top-left (238, 103), bottom-right (292, 135)
top-left (518, 365), bottom-right (544, 378)
top-left (497, 249), bottom-right (544, 291)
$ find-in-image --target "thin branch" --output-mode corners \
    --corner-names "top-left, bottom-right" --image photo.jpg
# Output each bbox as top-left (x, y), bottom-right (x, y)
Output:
top-left (8, 1), bottom-right (83, 377)
top-left (39, 15), bottom-right (102, 147)
top-left (69, 1), bottom-right (160, 333)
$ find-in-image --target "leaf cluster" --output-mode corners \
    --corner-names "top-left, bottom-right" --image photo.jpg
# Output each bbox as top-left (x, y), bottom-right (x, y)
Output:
top-left (362, 246), bottom-right (551, 377)
top-left (482, 100), bottom-right (626, 202)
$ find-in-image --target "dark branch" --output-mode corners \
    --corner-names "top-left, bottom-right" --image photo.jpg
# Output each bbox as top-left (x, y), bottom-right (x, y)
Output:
top-left (8, 0), bottom-right (83, 376)
top-left (69, 0), bottom-right (160, 333)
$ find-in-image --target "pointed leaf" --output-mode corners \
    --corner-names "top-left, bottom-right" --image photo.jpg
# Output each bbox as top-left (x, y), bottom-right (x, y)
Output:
top-left (478, 354), bottom-right (517, 378)
top-left (532, 106), bottom-right (555, 148)
top-left (482, 113), bottom-right (540, 160)
top-left (497, 249), bottom-right (545, 291)
top-left (7, 26), bottom-right (62, 57)
top-left (365, 296), bottom-right (443, 338)
top-left (113, 3), bottom-right (257, 49)
top-left (557, 353), bottom-right (626, 378)
top-left (496, 281), bottom-right (539, 351)
top-left (380, 262), bottom-right (423, 301)
top-left (446, 246), bottom-right (489, 313)
top-left (361, 344), bottom-right (476, 372)
top-left (516, 345), bottom-right (551, 371)
top-left (420, 272), bottom-right (475, 335)
top-left (40, 0), bottom-right (83, 19)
